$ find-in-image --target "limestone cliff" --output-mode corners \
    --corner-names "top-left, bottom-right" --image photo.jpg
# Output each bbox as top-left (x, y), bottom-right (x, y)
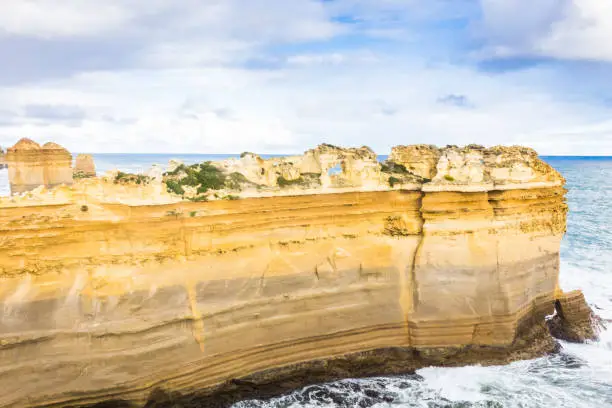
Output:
top-left (0, 143), bottom-right (596, 408)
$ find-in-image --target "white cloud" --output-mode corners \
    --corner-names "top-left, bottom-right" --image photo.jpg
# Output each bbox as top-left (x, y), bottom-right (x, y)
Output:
top-left (0, 1), bottom-right (611, 156)
top-left (1, 57), bottom-right (609, 155)
top-left (140, 40), bottom-right (255, 68)
top-left (0, 0), bottom-right (138, 38)
top-left (479, 0), bottom-right (612, 62)
top-left (286, 51), bottom-right (379, 67)
top-left (287, 53), bottom-right (346, 66)
top-left (0, 0), bottom-right (342, 42)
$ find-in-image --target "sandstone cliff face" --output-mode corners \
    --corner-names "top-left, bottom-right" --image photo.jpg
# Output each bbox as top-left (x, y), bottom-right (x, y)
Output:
top-left (0, 143), bottom-right (595, 408)
top-left (5, 138), bottom-right (45, 193)
top-left (5, 138), bottom-right (73, 194)
top-left (41, 142), bottom-right (73, 188)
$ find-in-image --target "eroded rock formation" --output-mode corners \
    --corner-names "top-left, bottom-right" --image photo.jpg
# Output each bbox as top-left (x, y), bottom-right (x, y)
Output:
top-left (547, 290), bottom-right (602, 342)
top-left (0, 143), bottom-right (597, 407)
top-left (214, 144), bottom-right (381, 190)
top-left (5, 138), bottom-right (45, 193)
top-left (4, 138), bottom-right (73, 194)
top-left (74, 153), bottom-right (96, 178)
top-left (42, 142), bottom-right (73, 189)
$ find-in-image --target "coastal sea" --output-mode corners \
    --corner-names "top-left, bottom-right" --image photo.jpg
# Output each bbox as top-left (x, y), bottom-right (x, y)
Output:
top-left (0, 155), bottom-right (611, 407)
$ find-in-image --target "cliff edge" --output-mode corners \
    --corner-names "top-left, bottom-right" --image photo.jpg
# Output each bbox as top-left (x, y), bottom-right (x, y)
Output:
top-left (0, 142), bottom-right (598, 407)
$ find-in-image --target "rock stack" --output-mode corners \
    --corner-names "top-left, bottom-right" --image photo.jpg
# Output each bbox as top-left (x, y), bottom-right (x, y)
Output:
top-left (5, 138), bottom-right (46, 193)
top-left (74, 153), bottom-right (96, 178)
top-left (547, 290), bottom-right (602, 342)
top-left (42, 142), bottom-right (73, 188)
top-left (5, 138), bottom-right (73, 194)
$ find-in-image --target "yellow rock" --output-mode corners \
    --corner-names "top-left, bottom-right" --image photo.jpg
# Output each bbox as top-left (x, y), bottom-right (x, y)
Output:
top-left (0, 141), bottom-right (595, 407)
top-left (5, 138), bottom-right (73, 194)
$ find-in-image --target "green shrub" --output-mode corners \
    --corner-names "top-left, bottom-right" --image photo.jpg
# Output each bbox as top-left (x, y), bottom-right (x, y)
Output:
top-left (277, 176), bottom-right (301, 187)
top-left (115, 171), bottom-right (128, 182)
top-left (381, 162), bottom-right (408, 174)
top-left (188, 195), bottom-right (208, 202)
top-left (73, 171), bottom-right (93, 179)
top-left (165, 180), bottom-right (185, 195)
top-left (164, 164), bottom-right (188, 177)
top-left (388, 176), bottom-right (401, 187)
top-left (114, 171), bottom-right (151, 185)
top-left (225, 172), bottom-right (250, 190)
top-left (277, 174), bottom-right (320, 188)
top-left (163, 161), bottom-right (226, 196)
top-left (194, 162), bottom-right (226, 193)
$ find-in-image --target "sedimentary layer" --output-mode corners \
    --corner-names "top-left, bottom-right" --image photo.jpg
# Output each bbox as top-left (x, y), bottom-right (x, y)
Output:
top-left (5, 138), bottom-right (72, 194)
top-left (0, 143), bottom-right (595, 408)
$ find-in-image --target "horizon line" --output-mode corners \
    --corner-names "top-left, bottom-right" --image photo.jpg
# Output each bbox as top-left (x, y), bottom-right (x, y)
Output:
top-left (73, 152), bottom-right (612, 158)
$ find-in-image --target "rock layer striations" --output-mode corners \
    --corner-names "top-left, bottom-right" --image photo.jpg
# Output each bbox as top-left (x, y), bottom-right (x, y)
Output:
top-left (74, 154), bottom-right (96, 178)
top-left (0, 143), bottom-right (596, 407)
top-left (4, 138), bottom-right (73, 194)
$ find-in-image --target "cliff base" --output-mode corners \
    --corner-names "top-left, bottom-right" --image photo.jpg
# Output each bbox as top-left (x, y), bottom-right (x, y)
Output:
top-left (86, 321), bottom-right (557, 408)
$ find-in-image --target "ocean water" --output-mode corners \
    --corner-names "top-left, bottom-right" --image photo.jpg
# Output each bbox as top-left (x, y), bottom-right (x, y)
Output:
top-left (0, 155), bottom-right (610, 407)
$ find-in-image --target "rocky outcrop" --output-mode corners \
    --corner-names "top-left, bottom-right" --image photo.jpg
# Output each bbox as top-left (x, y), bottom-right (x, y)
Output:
top-left (547, 290), bottom-right (602, 342)
top-left (5, 138), bottom-right (45, 193)
top-left (0, 143), bottom-right (595, 408)
top-left (165, 144), bottom-right (565, 204)
top-left (42, 142), bottom-right (73, 188)
top-left (74, 154), bottom-right (96, 178)
top-left (4, 138), bottom-right (73, 194)
top-left (429, 145), bottom-right (564, 189)
top-left (214, 144), bottom-right (381, 191)
top-left (389, 144), bottom-right (441, 179)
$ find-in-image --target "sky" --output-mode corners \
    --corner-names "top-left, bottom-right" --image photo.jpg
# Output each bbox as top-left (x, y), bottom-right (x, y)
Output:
top-left (1, 0), bottom-right (612, 155)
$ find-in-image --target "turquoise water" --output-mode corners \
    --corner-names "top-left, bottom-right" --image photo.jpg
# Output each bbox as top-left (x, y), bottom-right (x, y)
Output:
top-left (0, 156), bottom-right (610, 407)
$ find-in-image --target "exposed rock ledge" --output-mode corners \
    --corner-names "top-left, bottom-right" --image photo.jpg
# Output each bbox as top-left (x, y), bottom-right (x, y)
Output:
top-left (0, 143), bottom-right (598, 408)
